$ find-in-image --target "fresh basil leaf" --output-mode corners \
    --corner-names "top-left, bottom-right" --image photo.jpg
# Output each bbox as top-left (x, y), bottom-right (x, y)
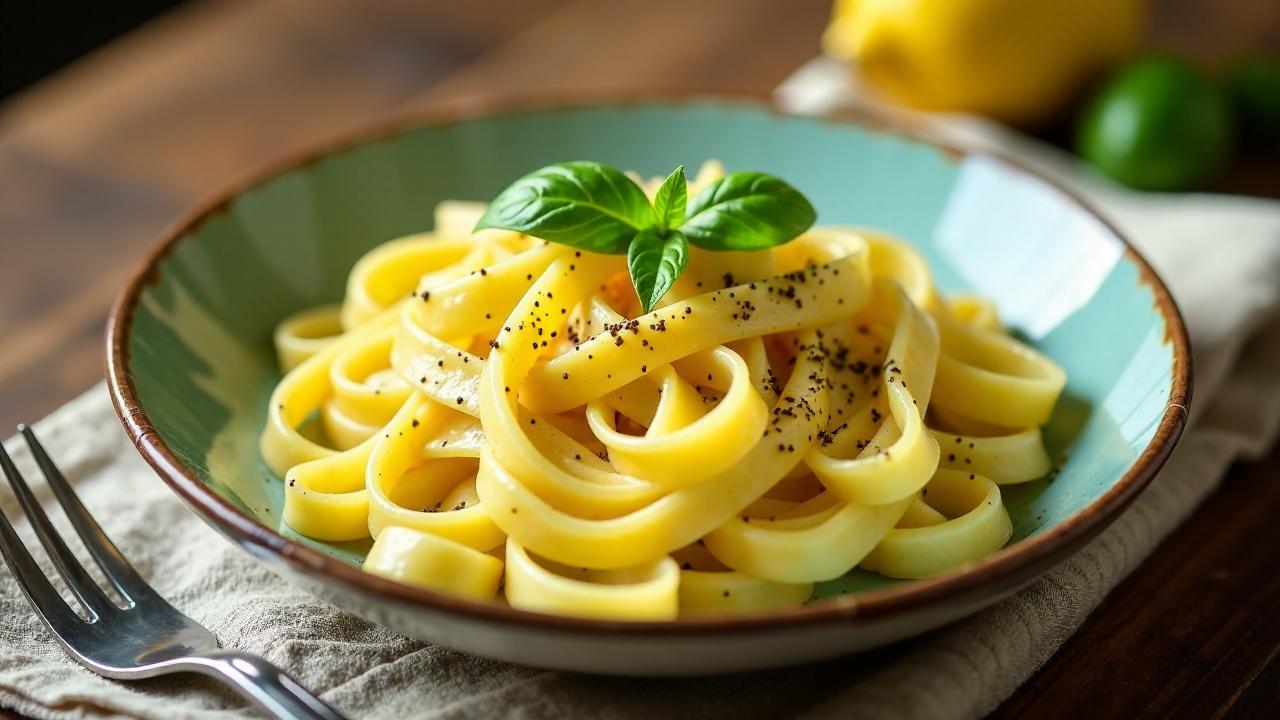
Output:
top-left (475, 161), bottom-right (653, 254)
top-left (651, 165), bottom-right (687, 230)
top-left (681, 171), bottom-right (816, 251)
top-left (627, 229), bottom-right (689, 314)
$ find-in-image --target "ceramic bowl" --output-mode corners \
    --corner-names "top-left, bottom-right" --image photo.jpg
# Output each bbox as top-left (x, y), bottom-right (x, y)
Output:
top-left (107, 98), bottom-right (1190, 676)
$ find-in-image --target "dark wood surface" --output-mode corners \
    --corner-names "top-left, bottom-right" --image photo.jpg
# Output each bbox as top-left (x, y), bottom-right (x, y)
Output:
top-left (0, 0), bottom-right (1277, 717)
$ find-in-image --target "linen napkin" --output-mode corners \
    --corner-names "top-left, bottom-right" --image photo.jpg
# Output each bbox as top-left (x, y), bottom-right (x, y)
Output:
top-left (2, 67), bottom-right (1280, 720)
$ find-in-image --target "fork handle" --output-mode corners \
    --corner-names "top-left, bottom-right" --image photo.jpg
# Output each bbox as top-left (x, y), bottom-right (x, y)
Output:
top-left (182, 650), bottom-right (347, 720)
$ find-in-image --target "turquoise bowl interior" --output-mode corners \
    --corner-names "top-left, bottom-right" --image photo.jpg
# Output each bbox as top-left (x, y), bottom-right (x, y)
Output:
top-left (113, 100), bottom-right (1189, 606)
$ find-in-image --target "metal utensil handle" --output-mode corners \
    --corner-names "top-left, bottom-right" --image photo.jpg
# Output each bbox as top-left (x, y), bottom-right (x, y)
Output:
top-left (183, 650), bottom-right (347, 720)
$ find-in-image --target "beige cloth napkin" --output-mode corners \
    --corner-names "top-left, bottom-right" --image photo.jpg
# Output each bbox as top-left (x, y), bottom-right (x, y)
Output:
top-left (3, 66), bottom-right (1280, 719)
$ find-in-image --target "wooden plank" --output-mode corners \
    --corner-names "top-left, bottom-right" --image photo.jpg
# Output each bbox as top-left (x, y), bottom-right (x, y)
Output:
top-left (1149, 0), bottom-right (1280, 62)
top-left (993, 443), bottom-right (1280, 718)
top-left (418, 0), bottom-right (830, 100)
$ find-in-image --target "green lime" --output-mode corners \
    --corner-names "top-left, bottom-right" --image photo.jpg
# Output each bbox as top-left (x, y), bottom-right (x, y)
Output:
top-left (1076, 56), bottom-right (1233, 192)
top-left (1224, 54), bottom-right (1280, 149)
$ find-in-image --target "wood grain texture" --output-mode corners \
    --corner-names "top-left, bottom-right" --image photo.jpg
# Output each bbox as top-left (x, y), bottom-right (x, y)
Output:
top-left (0, 0), bottom-right (1277, 718)
top-left (991, 452), bottom-right (1280, 719)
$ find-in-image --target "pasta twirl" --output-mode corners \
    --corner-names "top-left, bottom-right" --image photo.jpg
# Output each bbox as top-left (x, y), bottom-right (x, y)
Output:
top-left (261, 163), bottom-right (1067, 620)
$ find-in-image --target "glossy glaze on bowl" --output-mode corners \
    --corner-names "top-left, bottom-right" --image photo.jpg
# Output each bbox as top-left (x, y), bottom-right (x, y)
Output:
top-left (107, 98), bottom-right (1190, 675)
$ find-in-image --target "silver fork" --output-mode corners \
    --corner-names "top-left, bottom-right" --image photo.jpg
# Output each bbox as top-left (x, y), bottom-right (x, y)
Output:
top-left (0, 425), bottom-right (346, 720)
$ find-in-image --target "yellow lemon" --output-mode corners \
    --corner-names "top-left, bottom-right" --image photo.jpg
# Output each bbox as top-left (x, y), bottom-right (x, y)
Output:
top-left (823, 0), bottom-right (1147, 125)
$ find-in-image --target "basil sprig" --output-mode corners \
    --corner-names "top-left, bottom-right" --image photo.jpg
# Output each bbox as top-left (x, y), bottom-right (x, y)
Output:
top-left (475, 160), bottom-right (816, 313)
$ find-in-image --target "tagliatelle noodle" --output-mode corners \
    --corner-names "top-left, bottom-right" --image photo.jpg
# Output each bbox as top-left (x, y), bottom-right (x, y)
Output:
top-left (259, 163), bottom-right (1067, 619)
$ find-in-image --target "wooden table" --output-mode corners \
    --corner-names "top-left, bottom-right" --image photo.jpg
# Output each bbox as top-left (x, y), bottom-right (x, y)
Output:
top-left (0, 0), bottom-right (1276, 716)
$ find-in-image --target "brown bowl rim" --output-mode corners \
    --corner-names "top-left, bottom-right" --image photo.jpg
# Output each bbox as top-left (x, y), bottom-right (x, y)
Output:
top-left (106, 93), bottom-right (1192, 637)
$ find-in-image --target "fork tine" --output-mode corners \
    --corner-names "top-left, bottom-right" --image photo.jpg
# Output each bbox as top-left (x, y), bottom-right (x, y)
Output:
top-left (0, 439), bottom-right (116, 618)
top-left (18, 425), bottom-right (155, 606)
top-left (0, 502), bottom-right (84, 632)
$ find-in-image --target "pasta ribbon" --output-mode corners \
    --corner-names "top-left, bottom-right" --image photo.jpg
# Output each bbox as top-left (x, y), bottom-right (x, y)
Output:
top-left (365, 526), bottom-right (504, 599)
top-left (860, 469), bottom-right (1013, 579)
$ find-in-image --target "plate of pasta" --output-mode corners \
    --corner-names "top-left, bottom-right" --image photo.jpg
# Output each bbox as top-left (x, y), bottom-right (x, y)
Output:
top-left (108, 98), bottom-right (1189, 675)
